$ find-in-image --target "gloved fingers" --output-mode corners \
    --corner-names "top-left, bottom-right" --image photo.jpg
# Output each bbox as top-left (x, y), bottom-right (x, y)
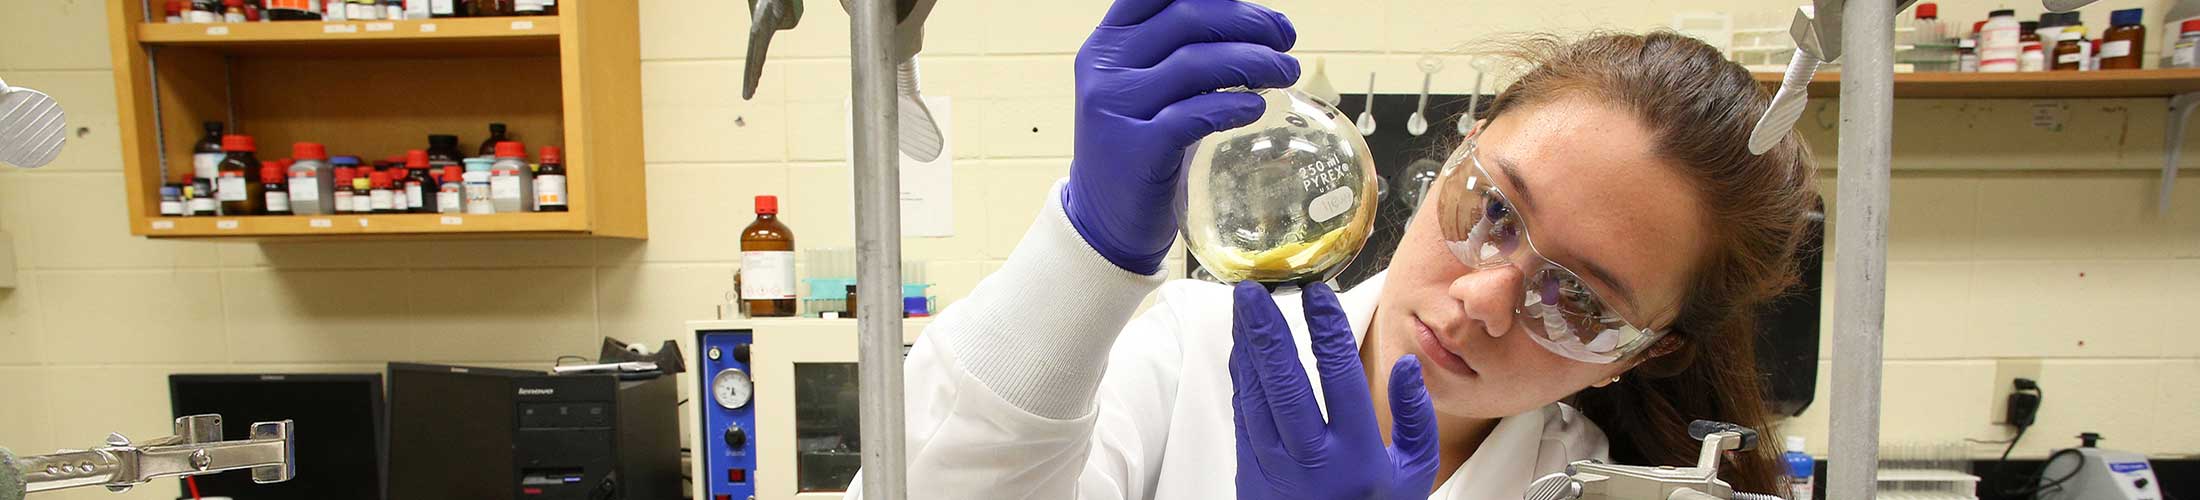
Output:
top-left (1230, 325), bottom-right (1275, 474)
top-left (1385, 354), bottom-right (1443, 482)
top-left (1104, 0), bottom-right (1295, 69)
top-left (1098, 0), bottom-right (1176, 27)
top-left (1117, 42), bottom-right (1298, 119)
top-left (1234, 280), bottom-right (1327, 460)
top-left (1148, 91), bottom-right (1266, 147)
top-left (1301, 283), bottom-right (1378, 444)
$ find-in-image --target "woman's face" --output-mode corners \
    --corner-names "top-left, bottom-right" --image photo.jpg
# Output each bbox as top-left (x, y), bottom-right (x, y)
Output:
top-left (1373, 95), bottom-right (1712, 419)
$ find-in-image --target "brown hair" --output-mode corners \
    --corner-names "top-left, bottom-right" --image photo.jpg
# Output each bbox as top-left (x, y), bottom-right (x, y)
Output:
top-left (1476, 31), bottom-right (1819, 495)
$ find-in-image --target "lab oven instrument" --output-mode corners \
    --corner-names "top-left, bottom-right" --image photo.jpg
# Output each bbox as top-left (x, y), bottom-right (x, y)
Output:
top-left (685, 318), bottom-right (927, 500)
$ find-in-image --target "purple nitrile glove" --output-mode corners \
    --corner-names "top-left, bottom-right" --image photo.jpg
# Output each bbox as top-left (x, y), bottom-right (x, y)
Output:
top-left (1230, 281), bottom-right (1441, 499)
top-left (1063, 0), bottom-right (1301, 275)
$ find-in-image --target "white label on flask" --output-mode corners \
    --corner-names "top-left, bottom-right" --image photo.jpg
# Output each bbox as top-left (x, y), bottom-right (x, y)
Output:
top-left (510, 20), bottom-right (534, 30)
top-left (224, 12), bottom-right (246, 23)
top-left (438, 190), bottom-right (462, 213)
top-left (2101, 40), bottom-right (2133, 59)
top-left (407, 184), bottom-right (426, 208)
top-left (310, 218), bottom-right (333, 228)
top-left (2058, 53), bottom-right (2084, 64)
top-left (290, 178), bottom-right (319, 202)
top-left (516, 0), bottom-right (541, 11)
top-left (430, 0), bottom-right (452, 14)
top-left (534, 175), bottom-right (566, 207)
top-left (420, 23), bottom-right (438, 32)
top-left (1791, 484), bottom-right (1813, 500)
top-left (205, 26), bottom-right (229, 35)
top-left (186, 11), bottom-right (218, 23)
top-left (441, 216), bottom-right (463, 225)
top-left (1308, 186), bottom-right (1355, 223)
top-left (465, 184), bottom-right (494, 214)
top-left (217, 219), bottom-right (240, 230)
top-left (740, 251), bottom-right (798, 300)
top-left (189, 198), bottom-right (219, 213)
top-left (491, 175), bottom-right (521, 200)
top-left (334, 192), bottom-right (353, 213)
top-left (193, 153), bottom-right (222, 181)
top-left (366, 22), bottom-right (394, 32)
top-left (370, 190), bottom-right (394, 211)
top-left (161, 200), bottom-right (184, 215)
top-left (152, 220), bottom-right (176, 230)
top-left (267, 192), bottom-right (291, 212)
top-left (217, 176), bottom-right (248, 201)
top-left (2180, 42), bottom-right (2199, 67)
top-left (324, 24), bottom-right (357, 33)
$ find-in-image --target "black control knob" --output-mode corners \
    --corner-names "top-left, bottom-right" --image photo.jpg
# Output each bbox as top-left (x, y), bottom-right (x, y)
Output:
top-left (733, 344), bottom-right (751, 365)
top-left (2136, 478), bottom-right (2150, 489)
top-left (724, 424), bottom-right (747, 449)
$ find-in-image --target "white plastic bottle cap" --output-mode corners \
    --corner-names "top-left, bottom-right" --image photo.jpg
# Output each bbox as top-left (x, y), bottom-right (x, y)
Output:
top-left (1786, 435), bottom-right (1807, 452)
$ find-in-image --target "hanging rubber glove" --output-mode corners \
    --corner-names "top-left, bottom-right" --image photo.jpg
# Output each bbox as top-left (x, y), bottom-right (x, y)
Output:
top-left (1064, 0), bottom-right (1301, 275)
top-left (1230, 281), bottom-right (1441, 499)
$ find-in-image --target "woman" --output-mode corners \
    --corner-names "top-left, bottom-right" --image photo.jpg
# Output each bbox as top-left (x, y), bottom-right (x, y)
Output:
top-left (845, 0), bottom-right (1816, 498)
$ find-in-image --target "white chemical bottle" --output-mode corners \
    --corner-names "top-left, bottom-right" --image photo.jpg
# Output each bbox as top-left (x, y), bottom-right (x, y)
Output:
top-left (288, 142), bottom-right (335, 215)
top-left (437, 166), bottom-right (464, 214)
top-left (489, 141), bottom-right (534, 213)
top-left (462, 158), bottom-right (495, 214)
top-left (1979, 9), bottom-right (2021, 72)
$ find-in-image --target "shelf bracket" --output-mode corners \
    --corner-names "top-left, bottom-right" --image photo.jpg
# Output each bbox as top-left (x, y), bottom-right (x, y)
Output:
top-left (2163, 92), bottom-right (2199, 217)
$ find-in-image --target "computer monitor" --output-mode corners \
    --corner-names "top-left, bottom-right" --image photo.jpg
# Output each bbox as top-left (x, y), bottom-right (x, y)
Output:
top-left (169, 373), bottom-right (386, 500)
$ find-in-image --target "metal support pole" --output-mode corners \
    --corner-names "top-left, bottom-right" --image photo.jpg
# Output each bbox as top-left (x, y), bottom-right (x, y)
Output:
top-left (851, 0), bottom-right (907, 498)
top-left (1830, 0), bottom-right (1893, 498)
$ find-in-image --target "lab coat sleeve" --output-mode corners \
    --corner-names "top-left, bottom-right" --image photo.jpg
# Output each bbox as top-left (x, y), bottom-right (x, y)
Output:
top-left (843, 179), bottom-right (1185, 500)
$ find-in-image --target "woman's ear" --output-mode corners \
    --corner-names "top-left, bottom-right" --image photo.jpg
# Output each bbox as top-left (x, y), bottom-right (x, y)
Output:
top-left (1646, 335), bottom-right (1684, 358)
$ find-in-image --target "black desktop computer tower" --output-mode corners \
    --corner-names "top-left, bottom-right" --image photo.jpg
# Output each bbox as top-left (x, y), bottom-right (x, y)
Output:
top-left (388, 363), bottom-right (680, 500)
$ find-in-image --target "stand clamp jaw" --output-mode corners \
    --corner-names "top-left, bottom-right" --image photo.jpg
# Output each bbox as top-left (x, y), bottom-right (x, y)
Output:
top-left (1, 414), bottom-right (295, 500)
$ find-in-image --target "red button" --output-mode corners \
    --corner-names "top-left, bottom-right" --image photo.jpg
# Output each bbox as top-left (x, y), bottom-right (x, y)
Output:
top-left (715, 495), bottom-right (731, 500)
top-left (728, 468), bottom-right (747, 483)
top-left (522, 487), bottom-right (543, 495)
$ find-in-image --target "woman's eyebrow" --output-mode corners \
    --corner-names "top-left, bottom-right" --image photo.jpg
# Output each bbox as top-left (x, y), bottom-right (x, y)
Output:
top-left (1493, 154), bottom-right (1645, 317)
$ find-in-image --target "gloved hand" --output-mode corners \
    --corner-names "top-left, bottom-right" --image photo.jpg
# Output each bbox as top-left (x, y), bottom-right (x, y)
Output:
top-left (1064, 0), bottom-right (1302, 275)
top-left (1230, 282), bottom-right (1441, 499)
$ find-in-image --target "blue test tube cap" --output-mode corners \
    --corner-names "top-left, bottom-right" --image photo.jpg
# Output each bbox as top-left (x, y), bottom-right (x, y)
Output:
top-left (903, 296), bottom-right (929, 317)
top-left (2112, 8), bottom-right (2143, 27)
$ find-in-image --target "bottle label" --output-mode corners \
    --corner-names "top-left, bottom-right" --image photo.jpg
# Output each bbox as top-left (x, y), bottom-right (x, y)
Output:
top-left (406, 184), bottom-right (426, 208)
top-left (160, 200), bottom-right (184, 215)
top-left (267, 191), bottom-right (291, 212)
top-left (2178, 41), bottom-right (2197, 66)
top-left (194, 153), bottom-right (223, 181)
top-left (224, 12), bottom-right (246, 22)
top-left (2101, 40), bottom-right (2133, 59)
top-left (516, 0), bottom-right (541, 11)
top-left (290, 176), bottom-right (319, 202)
top-left (391, 187), bottom-right (409, 211)
top-left (370, 190), bottom-right (394, 211)
top-left (189, 197), bottom-right (219, 213)
top-left (217, 175), bottom-right (248, 201)
top-left (1791, 483), bottom-right (1813, 500)
top-left (2058, 53), bottom-right (2084, 64)
top-left (438, 190), bottom-right (462, 214)
top-left (186, 10), bottom-right (219, 23)
top-left (740, 251), bottom-right (798, 300)
top-left (534, 175), bottom-right (566, 207)
top-left (491, 175), bottom-right (521, 200)
top-left (465, 182), bottom-right (495, 214)
top-left (335, 192), bottom-right (354, 212)
top-left (430, 0), bottom-right (452, 14)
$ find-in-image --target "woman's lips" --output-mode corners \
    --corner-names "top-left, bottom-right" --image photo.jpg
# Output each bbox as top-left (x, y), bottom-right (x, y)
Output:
top-left (1413, 315), bottom-right (1476, 376)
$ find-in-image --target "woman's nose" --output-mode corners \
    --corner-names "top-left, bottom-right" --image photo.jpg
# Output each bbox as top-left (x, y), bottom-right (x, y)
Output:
top-left (1450, 264), bottom-right (1524, 339)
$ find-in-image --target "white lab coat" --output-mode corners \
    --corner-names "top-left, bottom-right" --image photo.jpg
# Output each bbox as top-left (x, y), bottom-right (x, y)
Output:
top-left (846, 181), bottom-right (1609, 500)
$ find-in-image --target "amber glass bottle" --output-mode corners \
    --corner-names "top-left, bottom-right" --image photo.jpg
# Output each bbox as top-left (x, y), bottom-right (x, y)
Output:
top-left (741, 195), bottom-right (798, 317)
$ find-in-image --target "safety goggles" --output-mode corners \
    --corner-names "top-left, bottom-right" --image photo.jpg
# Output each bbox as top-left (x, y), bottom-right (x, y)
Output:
top-left (1429, 137), bottom-right (1664, 364)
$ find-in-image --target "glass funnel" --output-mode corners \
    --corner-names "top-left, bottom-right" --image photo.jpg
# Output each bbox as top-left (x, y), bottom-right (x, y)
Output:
top-left (1181, 88), bottom-right (1379, 285)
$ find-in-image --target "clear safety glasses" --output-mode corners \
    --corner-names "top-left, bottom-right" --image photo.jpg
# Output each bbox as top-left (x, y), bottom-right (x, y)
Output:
top-left (1430, 137), bottom-right (1663, 364)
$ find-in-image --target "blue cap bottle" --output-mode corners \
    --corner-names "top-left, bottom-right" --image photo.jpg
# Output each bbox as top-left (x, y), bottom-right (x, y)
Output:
top-left (2111, 8), bottom-right (2144, 27)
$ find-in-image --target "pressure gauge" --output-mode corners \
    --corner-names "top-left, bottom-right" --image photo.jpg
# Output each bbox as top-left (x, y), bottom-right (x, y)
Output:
top-left (712, 368), bottom-right (753, 409)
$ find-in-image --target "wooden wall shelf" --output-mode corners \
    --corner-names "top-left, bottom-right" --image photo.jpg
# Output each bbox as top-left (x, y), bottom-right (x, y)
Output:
top-left (1752, 68), bottom-right (2200, 98)
top-left (105, 2), bottom-right (645, 239)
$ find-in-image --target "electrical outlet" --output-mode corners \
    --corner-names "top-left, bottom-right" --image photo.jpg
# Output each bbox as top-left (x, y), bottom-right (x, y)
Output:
top-left (1992, 359), bottom-right (2043, 425)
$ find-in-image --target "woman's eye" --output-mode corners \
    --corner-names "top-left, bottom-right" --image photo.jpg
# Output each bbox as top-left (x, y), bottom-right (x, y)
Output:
top-left (1554, 275), bottom-right (1602, 316)
top-left (1482, 198), bottom-right (1520, 241)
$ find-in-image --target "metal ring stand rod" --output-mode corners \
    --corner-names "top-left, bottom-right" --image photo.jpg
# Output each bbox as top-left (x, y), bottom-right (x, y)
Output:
top-left (851, 0), bottom-right (909, 498)
top-left (1829, 0), bottom-right (1893, 498)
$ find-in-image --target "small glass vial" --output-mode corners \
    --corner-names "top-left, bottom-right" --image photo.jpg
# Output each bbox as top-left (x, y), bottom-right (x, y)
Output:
top-left (2176, 20), bottom-right (2200, 68)
top-left (1958, 38), bottom-right (1979, 72)
top-left (437, 166), bottom-right (465, 214)
top-left (188, 179), bottom-right (219, 216)
top-left (2054, 31), bottom-right (2085, 71)
top-left (351, 173), bottom-right (373, 213)
top-left (369, 172), bottom-right (397, 213)
top-left (261, 166), bottom-right (292, 216)
top-left (490, 141), bottom-right (533, 213)
top-left (532, 145), bottom-right (567, 212)
top-left (160, 184), bottom-right (186, 216)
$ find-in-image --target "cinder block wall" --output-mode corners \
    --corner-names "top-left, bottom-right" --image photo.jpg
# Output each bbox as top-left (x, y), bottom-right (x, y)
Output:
top-left (0, 1), bottom-right (2191, 497)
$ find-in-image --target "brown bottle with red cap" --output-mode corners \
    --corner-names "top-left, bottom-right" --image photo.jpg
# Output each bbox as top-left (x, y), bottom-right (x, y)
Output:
top-left (216, 134), bottom-right (263, 216)
top-left (740, 195), bottom-right (797, 317)
top-left (404, 149), bottom-right (436, 213)
top-left (533, 146), bottom-right (567, 212)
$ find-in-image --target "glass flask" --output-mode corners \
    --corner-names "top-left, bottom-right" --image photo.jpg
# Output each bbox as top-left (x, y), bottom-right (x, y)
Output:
top-left (1182, 88), bottom-right (1379, 285)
